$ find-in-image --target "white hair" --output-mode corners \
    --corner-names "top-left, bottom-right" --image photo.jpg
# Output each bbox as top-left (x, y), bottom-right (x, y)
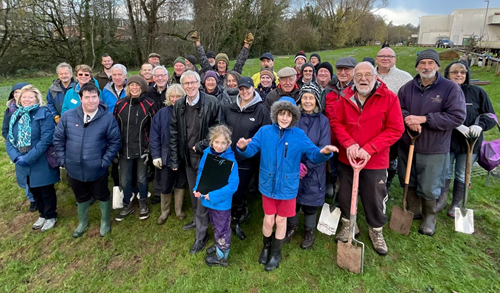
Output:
top-left (111, 64), bottom-right (127, 76)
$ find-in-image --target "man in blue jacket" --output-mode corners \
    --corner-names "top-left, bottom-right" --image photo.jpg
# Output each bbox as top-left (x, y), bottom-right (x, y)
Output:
top-left (46, 62), bottom-right (75, 123)
top-left (53, 83), bottom-right (121, 238)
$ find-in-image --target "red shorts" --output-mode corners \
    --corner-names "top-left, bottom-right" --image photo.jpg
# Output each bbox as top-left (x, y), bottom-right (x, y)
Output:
top-left (262, 195), bottom-right (296, 217)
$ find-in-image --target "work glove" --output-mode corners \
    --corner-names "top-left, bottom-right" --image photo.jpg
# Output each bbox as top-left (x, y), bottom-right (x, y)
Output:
top-left (191, 31), bottom-right (200, 43)
top-left (244, 33), bottom-right (254, 45)
top-left (16, 156), bottom-right (29, 167)
top-left (141, 153), bottom-right (149, 165)
top-left (299, 163), bottom-right (308, 179)
top-left (456, 125), bottom-right (470, 138)
top-left (469, 125), bottom-right (483, 137)
top-left (54, 115), bottom-right (60, 124)
top-left (153, 158), bottom-right (162, 169)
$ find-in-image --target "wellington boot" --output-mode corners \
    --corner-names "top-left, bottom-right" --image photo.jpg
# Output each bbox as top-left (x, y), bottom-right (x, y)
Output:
top-left (232, 220), bottom-right (247, 240)
top-left (73, 200), bottom-right (91, 238)
top-left (300, 228), bottom-right (315, 249)
top-left (205, 247), bottom-right (229, 267)
top-left (419, 199), bottom-right (437, 236)
top-left (436, 179), bottom-right (451, 212)
top-left (173, 188), bottom-right (186, 220)
top-left (258, 234), bottom-right (273, 265)
top-left (99, 200), bottom-right (111, 236)
top-left (265, 236), bottom-right (284, 272)
top-left (283, 223), bottom-right (298, 243)
top-left (157, 193), bottom-right (172, 225)
top-left (447, 179), bottom-right (465, 218)
top-left (406, 187), bottom-right (422, 220)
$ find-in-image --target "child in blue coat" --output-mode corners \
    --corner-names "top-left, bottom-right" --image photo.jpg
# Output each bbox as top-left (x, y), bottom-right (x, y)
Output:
top-left (236, 96), bottom-right (338, 271)
top-left (194, 125), bottom-right (239, 267)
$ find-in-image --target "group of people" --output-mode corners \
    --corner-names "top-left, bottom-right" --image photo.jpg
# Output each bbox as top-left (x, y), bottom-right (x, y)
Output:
top-left (4, 32), bottom-right (496, 271)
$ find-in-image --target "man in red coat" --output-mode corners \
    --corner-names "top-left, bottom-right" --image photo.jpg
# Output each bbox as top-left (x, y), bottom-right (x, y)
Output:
top-left (331, 62), bottom-right (404, 255)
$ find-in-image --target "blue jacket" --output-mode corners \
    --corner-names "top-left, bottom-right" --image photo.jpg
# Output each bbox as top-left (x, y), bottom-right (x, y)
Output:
top-left (194, 147), bottom-right (239, 211)
top-left (6, 106), bottom-right (60, 188)
top-left (149, 106), bottom-right (173, 166)
top-left (296, 112), bottom-right (331, 206)
top-left (53, 103), bottom-right (121, 182)
top-left (46, 78), bottom-right (75, 117)
top-left (101, 82), bottom-right (126, 113)
top-left (61, 78), bottom-right (100, 115)
top-left (238, 124), bottom-right (332, 200)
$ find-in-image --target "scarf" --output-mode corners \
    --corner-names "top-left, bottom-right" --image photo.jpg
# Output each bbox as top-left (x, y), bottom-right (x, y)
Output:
top-left (8, 104), bottom-right (39, 153)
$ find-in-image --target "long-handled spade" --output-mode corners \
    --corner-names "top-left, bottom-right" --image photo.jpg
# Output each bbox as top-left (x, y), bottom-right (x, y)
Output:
top-left (455, 133), bottom-right (479, 234)
top-left (337, 159), bottom-right (367, 274)
top-left (390, 129), bottom-right (420, 236)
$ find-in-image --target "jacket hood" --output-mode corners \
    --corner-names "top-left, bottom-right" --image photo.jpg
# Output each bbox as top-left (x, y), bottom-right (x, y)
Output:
top-left (444, 60), bottom-right (470, 86)
top-left (236, 91), bottom-right (262, 111)
top-left (270, 96), bottom-right (301, 128)
top-left (9, 82), bottom-right (30, 100)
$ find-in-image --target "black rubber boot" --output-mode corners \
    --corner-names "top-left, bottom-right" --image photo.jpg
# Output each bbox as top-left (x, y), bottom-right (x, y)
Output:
top-left (386, 169), bottom-right (397, 195)
top-left (265, 236), bottom-right (284, 271)
top-left (283, 223), bottom-right (298, 243)
top-left (231, 206), bottom-right (247, 240)
top-left (205, 247), bottom-right (229, 267)
top-left (406, 187), bottom-right (422, 220)
top-left (419, 199), bottom-right (437, 236)
top-left (258, 234), bottom-right (273, 265)
top-left (436, 179), bottom-right (451, 212)
top-left (300, 227), bottom-right (315, 249)
top-left (447, 179), bottom-right (465, 218)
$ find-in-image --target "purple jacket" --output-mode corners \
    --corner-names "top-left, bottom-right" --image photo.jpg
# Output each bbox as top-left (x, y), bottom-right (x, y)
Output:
top-left (398, 73), bottom-right (466, 154)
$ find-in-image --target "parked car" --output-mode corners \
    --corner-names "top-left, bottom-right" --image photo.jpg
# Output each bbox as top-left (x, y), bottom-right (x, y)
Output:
top-left (374, 41), bottom-right (381, 46)
top-left (436, 39), bottom-right (454, 48)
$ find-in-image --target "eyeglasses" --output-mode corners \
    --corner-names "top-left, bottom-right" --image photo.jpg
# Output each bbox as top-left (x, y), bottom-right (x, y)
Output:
top-left (78, 73), bottom-right (90, 77)
top-left (449, 70), bottom-right (467, 75)
top-left (154, 74), bottom-right (168, 78)
top-left (354, 73), bottom-right (375, 79)
top-left (182, 81), bottom-right (198, 86)
top-left (376, 55), bottom-right (395, 59)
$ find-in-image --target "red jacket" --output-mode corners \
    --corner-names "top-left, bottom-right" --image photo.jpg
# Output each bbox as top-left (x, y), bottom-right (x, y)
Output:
top-left (331, 81), bottom-right (404, 170)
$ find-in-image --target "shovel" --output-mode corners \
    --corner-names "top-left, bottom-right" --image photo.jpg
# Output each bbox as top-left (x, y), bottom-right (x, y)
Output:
top-left (455, 134), bottom-right (478, 234)
top-left (337, 158), bottom-right (367, 274)
top-left (390, 129), bottom-right (420, 236)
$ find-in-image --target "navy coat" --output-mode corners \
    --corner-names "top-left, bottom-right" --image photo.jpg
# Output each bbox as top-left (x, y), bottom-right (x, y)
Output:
top-left (149, 105), bottom-right (173, 166)
top-left (6, 106), bottom-right (60, 188)
top-left (53, 103), bottom-right (121, 182)
top-left (296, 112), bottom-right (331, 207)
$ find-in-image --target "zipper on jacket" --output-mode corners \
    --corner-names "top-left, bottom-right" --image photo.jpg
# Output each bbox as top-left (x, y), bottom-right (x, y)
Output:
top-left (126, 101), bottom-right (131, 158)
top-left (139, 111), bottom-right (149, 155)
top-left (284, 142), bottom-right (288, 158)
top-left (81, 124), bottom-right (87, 180)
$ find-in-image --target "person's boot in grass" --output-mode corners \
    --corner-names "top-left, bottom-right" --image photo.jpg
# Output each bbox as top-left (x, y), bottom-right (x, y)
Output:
top-left (99, 200), bottom-right (111, 236)
top-left (265, 236), bottom-right (284, 271)
top-left (231, 206), bottom-right (247, 240)
top-left (205, 247), bottom-right (229, 267)
top-left (436, 179), bottom-right (451, 212)
top-left (369, 226), bottom-right (388, 255)
top-left (157, 193), bottom-right (172, 225)
top-left (73, 199), bottom-right (91, 238)
top-left (300, 227), bottom-right (315, 249)
top-left (258, 234), bottom-right (273, 264)
top-left (29, 201), bottom-right (37, 212)
top-left (335, 217), bottom-right (360, 243)
top-left (138, 198), bottom-right (150, 220)
top-left (206, 244), bottom-right (216, 255)
top-left (173, 188), bottom-right (186, 220)
top-left (447, 179), bottom-right (465, 218)
top-left (419, 198), bottom-right (437, 236)
top-left (115, 200), bottom-right (135, 222)
top-left (150, 194), bottom-right (161, 205)
top-left (406, 187), bottom-right (422, 220)
top-left (283, 221), bottom-right (298, 243)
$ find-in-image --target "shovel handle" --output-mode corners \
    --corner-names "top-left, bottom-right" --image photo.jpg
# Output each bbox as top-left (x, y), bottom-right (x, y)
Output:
top-left (402, 132), bottom-right (419, 211)
top-left (347, 166), bottom-right (362, 244)
top-left (463, 137), bottom-right (478, 209)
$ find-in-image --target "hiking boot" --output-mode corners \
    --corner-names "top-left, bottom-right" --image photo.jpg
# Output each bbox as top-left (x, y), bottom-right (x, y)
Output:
top-left (73, 200), bottom-right (91, 238)
top-left (205, 247), bottom-right (229, 267)
top-left (447, 179), bottom-right (465, 218)
top-left (419, 199), bottom-right (437, 236)
top-left (138, 198), bottom-right (150, 220)
top-left (156, 193), bottom-right (172, 225)
top-left (206, 244), bottom-right (216, 255)
top-left (182, 221), bottom-right (196, 231)
top-left (29, 201), bottom-right (37, 212)
top-left (406, 187), bottom-right (422, 220)
top-left (436, 179), bottom-right (451, 213)
top-left (115, 201), bottom-right (135, 222)
top-left (265, 236), bottom-right (284, 272)
top-left (369, 227), bottom-right (388, 255)
top-left (258, 234), bottom-right (273, 265)
top-left (173, 188), bottom-right (186, 220)
top-left (32, 217), bottom-right (45, 230)
top-left (41, 218), bottom-right (57, 232)
top-left (99, 200), bottom-right (111, 236)
top-left (300, 227), bottom-right (315, 249)
top-left (283, 223), bottom-right (298, 243)
top-left (150, 195), bottom-right (161, 205)
top-left (335, 217), bottom-right (360, 243)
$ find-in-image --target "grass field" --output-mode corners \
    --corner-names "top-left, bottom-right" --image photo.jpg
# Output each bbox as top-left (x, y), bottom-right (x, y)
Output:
top-left (1, 46), bottom-right (500, 292)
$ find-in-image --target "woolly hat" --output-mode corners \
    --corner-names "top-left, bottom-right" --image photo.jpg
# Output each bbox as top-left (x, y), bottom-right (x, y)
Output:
top-left (298, 82), bottom-right (322, 112)
top-left (415, 49), bottom-right (440, 67)
top-left (362, 57), bottom-right (376, 67)
top-left (204, 70), bottom-right (219, 83)
top-left (206, 51), bottom-right (216, 59)
top-left (185, 55), bottom-right (197, 65)
top-left (270, 96), bottom-right (301, 128)
top-left (127, 75), bottom-right (148, 93)
top-left (294, 51), bottom-right (307, 63)
top-left (260, 68), bottom-right (275, 81)
top-left (310, 53), bottom-right (321, 63)
top-left (301, 62), bottom-right (315, 75)
top-left (317, 62), bottom-right (333, 78)
top-left (174, 56), bottom-right (186, 66)
top-left (215, 53), bottom-right (229, 66)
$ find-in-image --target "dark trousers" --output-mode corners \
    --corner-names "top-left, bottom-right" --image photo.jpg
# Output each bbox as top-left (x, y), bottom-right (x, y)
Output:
top-left (67, 172), bottom-right (110, 203)
top-left (28, 177), bottom-right (57, 219)
top-left (185, 154), bottom-right (209, 240)
top-left (288, 204), bottom-right (318, 228)
top-left (209, 208), bottom-right (231, 251)
top-left (329, 153), bottom-right (339, 181)
top-left (119, 157), bottom-right (148, 203)
top-left (232, 167), bottom-right (256, 208)
top-left (154, 164), bottom-right (187, 195)
top-left (338, 163), bottom-right (388, 228)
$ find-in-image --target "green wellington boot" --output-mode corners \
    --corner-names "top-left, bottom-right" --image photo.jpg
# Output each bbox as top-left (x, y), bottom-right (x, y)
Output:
top-left (99, 200), bottom-right (111, 236)
top-left (73, 199), bottom-right (91, 238)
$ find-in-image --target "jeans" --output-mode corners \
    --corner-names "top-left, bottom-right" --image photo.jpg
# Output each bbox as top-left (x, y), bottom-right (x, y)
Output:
top-left (446, 152), bottom-right (478, 183)
top-left (119, 157), bottom-right (149, 203)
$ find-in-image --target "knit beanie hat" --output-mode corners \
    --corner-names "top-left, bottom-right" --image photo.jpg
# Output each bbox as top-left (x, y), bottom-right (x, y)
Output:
top-left (317, 62), bottom-right (333, 77)
top-left (174, 56), bottom-right (186, 66)
top-left (294, 51), bottom-right (307, 63)
top-left (310, 53), bottom-right (321, 63)
top-left (260, 68), bottom-right (275, 81)
top-left (415, 49), bottom-right (440, 67)
top-left (362, 57), bottom-right (376, 67)
top-left (215, 53), bottom-right (229, 66)
top-left (185, 55), bottom-right (197, 65)
top-left (204, 70), bottom-right (219, 83)
top-left (301, 62), bottom-right (315, 75)
top-left (127, 75), bottom-right (148, 94)
top-left (206, 51), bottom-right (216, 59)
top-left (298, 82), bottom-right (322, 112)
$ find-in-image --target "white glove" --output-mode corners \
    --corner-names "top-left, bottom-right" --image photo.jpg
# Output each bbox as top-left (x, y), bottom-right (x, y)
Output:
top-left (469, 125), bottom-right (483, 137)
top-left (153, 158), bottom-right (162, 169)
top-left (456, 125), bottom-right (470, 138)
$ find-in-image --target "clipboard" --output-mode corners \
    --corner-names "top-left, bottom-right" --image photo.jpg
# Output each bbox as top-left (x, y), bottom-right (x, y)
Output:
top-left (196, 153), bottom-right (235, 195)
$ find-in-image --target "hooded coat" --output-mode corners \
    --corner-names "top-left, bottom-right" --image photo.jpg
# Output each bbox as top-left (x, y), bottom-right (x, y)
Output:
top-left (101, 81), bottom-right (126, 113)
top-left (46, 78), bottom-right (76, 117)
top-left (296, 63), bottom-right (317, 89)
top-left (149, 105), bottom-right (174, 167)
top-left (2, 82), bottom-right (29, 140)
top-left (444, 61), bottom-right (496, 154)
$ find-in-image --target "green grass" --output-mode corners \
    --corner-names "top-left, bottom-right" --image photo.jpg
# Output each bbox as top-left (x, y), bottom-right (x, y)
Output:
top-left (1, 46), bottom-right (500, 292)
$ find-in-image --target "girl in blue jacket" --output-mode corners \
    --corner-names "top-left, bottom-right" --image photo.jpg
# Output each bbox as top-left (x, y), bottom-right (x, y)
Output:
top-left (236, 96), bottom-right (338, 271)
top-left (194, 125), bottom-right (239, 267)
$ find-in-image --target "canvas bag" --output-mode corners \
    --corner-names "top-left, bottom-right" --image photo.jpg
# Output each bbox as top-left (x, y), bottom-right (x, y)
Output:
top-left (476, 113), bottom-right (500, 185)
top-left (112, 186), bottom-right (124, 209)
top-left (317, 202), bottom-right (342, 236)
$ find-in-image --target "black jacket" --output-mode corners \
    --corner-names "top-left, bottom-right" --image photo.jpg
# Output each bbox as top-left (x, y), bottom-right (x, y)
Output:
top-left (114, 95), bottom-right (157, 159)
top-left (147, 84), bottom-right (167, 110)
top-left (264, 85), bottom-right (301, 110)
top-left (169, 91), bottom-right (220, 168)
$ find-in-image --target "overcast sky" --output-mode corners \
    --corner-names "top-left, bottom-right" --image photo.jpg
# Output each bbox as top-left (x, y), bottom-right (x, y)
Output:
top-left (374, 0), bottom-right (497, 26)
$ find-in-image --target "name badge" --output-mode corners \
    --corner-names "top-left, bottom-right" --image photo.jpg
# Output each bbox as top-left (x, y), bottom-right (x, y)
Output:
top-left (71, 99), bottom-right (78, 104)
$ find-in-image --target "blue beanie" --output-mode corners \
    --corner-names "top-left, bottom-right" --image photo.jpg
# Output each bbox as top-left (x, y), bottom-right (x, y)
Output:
top-left (279, 96), bottom-right (296, 106)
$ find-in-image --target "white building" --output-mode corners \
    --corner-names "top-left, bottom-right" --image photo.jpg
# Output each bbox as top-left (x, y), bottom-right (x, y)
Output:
top-left (418, 8), bottom-right (500, 48)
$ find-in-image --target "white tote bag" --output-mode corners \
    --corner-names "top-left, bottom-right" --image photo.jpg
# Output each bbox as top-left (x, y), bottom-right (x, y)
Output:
top-left (112, 186), bottom-right (124, 209)
top-left (316, 203), bottom-right (341, 236)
